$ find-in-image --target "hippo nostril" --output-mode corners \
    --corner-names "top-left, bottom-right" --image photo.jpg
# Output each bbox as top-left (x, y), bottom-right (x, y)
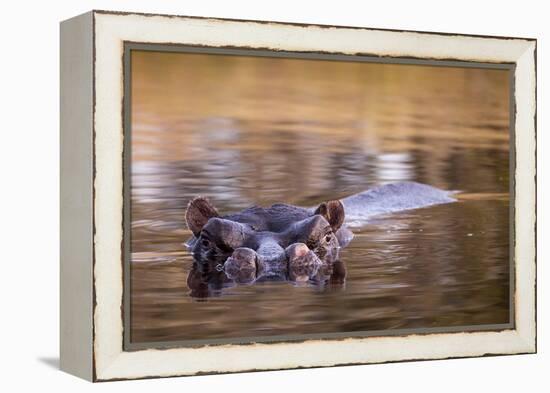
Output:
top-left (224, 247), bottom-right (259, 283)
top-left (285, 243), bottom-right (311, 260)
top-left (285, 242), bottom-right (322, 282)
top-left (293, 243), bottom-right (309, 257)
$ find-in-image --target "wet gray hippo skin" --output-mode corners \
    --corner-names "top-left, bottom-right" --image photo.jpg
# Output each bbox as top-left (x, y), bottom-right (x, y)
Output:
top-left (186, 258), bottom-right (348, 298)
top-left (186, 199), bottom-right (345, 284)
top-left (185, 182), bottom-right (456, 285)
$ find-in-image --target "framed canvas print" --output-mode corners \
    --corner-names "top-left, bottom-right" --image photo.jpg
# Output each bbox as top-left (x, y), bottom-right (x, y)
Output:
top-left (60, 10), bottom-right (537, 382)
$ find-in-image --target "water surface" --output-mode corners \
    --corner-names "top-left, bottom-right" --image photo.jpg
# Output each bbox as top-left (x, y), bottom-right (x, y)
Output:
top-left (130, 51), bottom-right (510, 343)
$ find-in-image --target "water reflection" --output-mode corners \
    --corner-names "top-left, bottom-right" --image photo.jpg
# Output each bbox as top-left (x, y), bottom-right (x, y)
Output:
top-left (186, 258), bottom-right (348, 299)
top-left (129, 51), bottom-right (510, 343)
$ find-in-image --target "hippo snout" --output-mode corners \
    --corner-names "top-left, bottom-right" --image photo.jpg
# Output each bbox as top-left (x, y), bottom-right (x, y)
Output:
top-left (285, 243), bottom-right (322, 282)
top-left (223, 242), bottom-right (322, 283)
top-left (224, 248), bottom-right (258, 284)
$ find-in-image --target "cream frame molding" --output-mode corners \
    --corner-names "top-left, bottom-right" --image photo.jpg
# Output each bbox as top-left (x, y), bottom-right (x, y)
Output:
top-left (60, 10), bottom-right (536, 382)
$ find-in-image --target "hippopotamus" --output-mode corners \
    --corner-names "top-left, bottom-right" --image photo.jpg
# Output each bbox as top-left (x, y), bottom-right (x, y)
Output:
top-left (185, 182), bottom-right (456, 287)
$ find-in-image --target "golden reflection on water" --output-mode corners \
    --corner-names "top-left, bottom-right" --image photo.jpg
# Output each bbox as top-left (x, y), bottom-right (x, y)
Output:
top-left (130, 50), bottom-right (510, 343)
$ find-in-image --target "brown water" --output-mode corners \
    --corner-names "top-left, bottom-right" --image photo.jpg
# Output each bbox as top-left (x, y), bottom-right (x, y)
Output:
top-left (129, 51), bottom-right (511, 344)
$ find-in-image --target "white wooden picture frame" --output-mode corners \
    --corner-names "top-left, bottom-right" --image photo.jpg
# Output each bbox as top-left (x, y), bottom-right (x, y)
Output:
top-left (60, 10), bottom-right (536, 382)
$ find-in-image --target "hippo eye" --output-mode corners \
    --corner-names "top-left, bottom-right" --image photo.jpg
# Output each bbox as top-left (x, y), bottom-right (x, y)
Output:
top-left (201, 238), bottom-right (211, 248)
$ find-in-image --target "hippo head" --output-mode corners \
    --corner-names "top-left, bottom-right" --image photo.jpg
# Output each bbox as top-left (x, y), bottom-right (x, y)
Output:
top-left (185, 197), bottom-right (346, 283)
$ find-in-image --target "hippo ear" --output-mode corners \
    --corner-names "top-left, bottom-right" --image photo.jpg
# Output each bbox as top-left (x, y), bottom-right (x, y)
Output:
top-left (185, 197), bottom-right (219, 236)
top-left (314, 200), bottom-right (345, 231)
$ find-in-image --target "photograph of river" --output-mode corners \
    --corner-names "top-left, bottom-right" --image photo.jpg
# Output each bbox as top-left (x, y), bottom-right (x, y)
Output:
top-left (128, 50), bottom-right (511, 344)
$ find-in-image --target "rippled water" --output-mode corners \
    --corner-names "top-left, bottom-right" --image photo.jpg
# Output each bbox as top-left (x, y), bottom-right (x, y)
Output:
top-left (129, 51), bottom-right (511, 344)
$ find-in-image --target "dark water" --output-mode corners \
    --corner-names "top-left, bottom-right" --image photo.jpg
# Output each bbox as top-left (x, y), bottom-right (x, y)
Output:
top-left (129, 51), bottom-right (511, 343)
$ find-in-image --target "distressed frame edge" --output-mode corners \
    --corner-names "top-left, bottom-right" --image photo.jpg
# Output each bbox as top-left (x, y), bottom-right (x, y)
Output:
top-left (91, 8), bottom-right (537, 42)
top-left (90, 11), bottom-right (537, 381)
top-left (59, 11), bottom-right (95, 381)
top-left (512, 40), bottom-right (537, 354)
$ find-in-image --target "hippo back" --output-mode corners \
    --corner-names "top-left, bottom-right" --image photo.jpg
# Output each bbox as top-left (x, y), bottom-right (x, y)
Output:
top-left (224, 204), bottom-right (311, 233)
top-left (341, 182), bottom-right (456, 224)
